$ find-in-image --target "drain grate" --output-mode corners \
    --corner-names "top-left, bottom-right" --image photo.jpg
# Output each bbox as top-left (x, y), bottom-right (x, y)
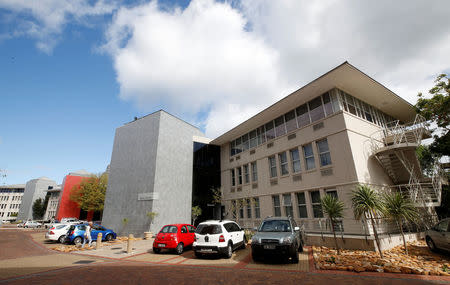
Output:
top-left (73, 260), bottom-right (95, 264)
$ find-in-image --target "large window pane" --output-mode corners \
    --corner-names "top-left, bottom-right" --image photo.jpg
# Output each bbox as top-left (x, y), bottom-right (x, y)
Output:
top-left (278, 152), bottom-right (289, 175)
top-left (296, 104), bottom-right (310, 128)
top-left (235, 137), bottom-right (242, 154)
top-left (254, 198), bottom-right (260, 218)
top-left (249, 130), bottom-right (257, 148)
top-left (251, 162), bottom-right (258, 182)
top-left (257, 126), bottom-right (266, 144)
top-left (345, 93), bottom-right (357, 115)
top-left (238, 167), bottom-right (242, 185)
top-left (322, 92), bottom-right (333, 116)
top-left (242, 134), bottom-right (249, 151)
top-left (316, 138), bottom-right (332, 167)
top-left (246, 199), bottom-right (252, 219)
top-left (230, 140), bottom-right (236, 156)
top-left (265, 121), bottom-right (275, 141)
top-left (274, 116), bottom-right (286, 137)
top-left (290, 148), bottom-right (301, 173)
top-left (284, 110), bottom-right (297, 132)
top-left (269, 156), bottom-right (277, 178)
top-left (303, 143), bottom-right (315, 170)
top-left (310, 191), bottom-right (323, 218)
top-left (272, 195), bottom-right (281, 217)
top-left (231, 169), bottom-right (235, 187)
top-left (296, 192), bottom-right (308, 218)
top-left (243, 164), bottom-right (250, 183)
top-left (283, 194), bottom-right (293, 217)
top-left (308, 97), bottom-right (325, 122)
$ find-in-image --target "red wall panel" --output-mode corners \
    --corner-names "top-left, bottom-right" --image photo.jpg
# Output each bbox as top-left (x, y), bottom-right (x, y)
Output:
top-left (56, 175), bottom-right (93, 221)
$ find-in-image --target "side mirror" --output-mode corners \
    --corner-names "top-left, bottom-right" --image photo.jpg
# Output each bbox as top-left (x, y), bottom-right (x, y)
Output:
top-left (294, 226), bottom-right (300, 231)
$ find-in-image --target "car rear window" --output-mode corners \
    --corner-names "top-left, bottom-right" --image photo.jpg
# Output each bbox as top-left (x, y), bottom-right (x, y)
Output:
top-left (195, 224), bottom-right (222, 235)
top-left (259, 220), bottom-right (291, 232)
top-left (161, 226), bottom-right (178, 233)
top-left (56, 225), bottom-right (67, 230)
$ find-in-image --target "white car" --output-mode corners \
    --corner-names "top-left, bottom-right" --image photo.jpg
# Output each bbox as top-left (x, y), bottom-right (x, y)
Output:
top-left (23, 221), bottom-right (42, 228)
top-left (193, 220), bottom-right (246, 258)
top-left (45, 224), bottom-right (71, 243)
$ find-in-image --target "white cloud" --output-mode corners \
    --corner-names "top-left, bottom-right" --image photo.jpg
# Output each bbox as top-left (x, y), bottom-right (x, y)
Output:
top-left (103, 0), bottom-right (450, 138)
top-left (0, 0), bottom-right (118, 53)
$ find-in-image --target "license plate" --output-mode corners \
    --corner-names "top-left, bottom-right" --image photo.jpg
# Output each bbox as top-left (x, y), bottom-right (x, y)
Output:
top-left (158, 244), bottom-right (166, 247)
top-left (264, 245), bottom-right (276, 250)
top-left (200, 249), bottom-right (213, 252)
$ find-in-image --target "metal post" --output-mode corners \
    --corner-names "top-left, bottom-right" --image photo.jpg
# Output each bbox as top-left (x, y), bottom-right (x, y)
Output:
top-left (96, 233), bottom-right (102, 250)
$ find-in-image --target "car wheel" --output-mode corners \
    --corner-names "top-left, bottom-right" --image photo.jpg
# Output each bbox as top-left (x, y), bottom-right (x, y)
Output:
top-left (252, 252), bottom-right (261, 262)
top-left (225, 242), bottom-right (233, 259)
top-left (291, 251), bottom-right (299, 264)
top-left (24, 226), bottom-right (28, 228)
top-left (194, 251), bottom-right (202, 258)
top-left (176, 243), bottom-right (184, 255)
top-left (153, 248), bottom-right (161, 254)
top-left (426, 236), bottom-right (437, 252)
top-left (58, 235), bottom-right (66, 244)
top-left (73, 236), bottom-right (82, 245)
top-left (105, 234), bottom-right (113, 241)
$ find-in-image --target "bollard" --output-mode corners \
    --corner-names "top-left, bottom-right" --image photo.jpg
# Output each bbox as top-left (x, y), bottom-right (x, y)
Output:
top-left (96, 233), bottom-right (102, 250)
top-left (127, 234), bottom-right (133, 253)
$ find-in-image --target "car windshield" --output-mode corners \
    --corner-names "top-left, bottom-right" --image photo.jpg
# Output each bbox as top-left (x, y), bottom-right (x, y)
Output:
top-left (161, 226), bottom-right (178, 233)
top-left (259, 220), bottom-right (291, 232)
top-left (195, 224), bottom-right (222, 235)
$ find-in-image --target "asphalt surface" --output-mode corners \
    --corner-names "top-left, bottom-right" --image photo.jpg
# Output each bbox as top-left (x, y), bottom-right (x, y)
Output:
top-left (0, 228), bottom-right (448, 285)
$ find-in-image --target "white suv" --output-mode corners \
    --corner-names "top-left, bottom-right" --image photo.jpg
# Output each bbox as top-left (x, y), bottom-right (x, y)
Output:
top-left (193, 220), bottom-right (246, 258)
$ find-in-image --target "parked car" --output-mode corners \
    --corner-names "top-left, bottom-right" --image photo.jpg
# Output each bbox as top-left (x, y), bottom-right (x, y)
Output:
top-left (66, 223), bottom-right (117, 244)
top-left (193, 220), bottom-right (246, 258)
top-left (23, 220), bottom-right (42, 228)
top-left (43, 219), bottom-right (60, 229)
top-left (16, 221), bottom-right (25, 227)
top-left (425, 218), bottom-right (450, 252)
top-left (45, 224), bottom-right (71, 243)
top-left (60, 218), bottom-right (80, 224)
top-left (153, 224), bottom-right (196, 254)
top-left (251, 216), bottom-right (304, 263)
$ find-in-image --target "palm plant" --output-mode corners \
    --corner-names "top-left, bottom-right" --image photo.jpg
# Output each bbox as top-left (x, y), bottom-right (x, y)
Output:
top-left (383, 191), bottom-right (418, 255)
top-left (321, 194), bottom-right (345, 254)
top-left (351, 184), bottom-right (385, 258)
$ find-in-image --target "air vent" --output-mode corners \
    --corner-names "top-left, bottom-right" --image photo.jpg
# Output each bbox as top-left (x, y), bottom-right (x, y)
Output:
top-left (237, 187), bottom-right (242, 192)
top-left (313, 122), bottom-right (324, 131)
top-left (287, 133), bottom-right (296, 140)
top-left (236, 156), bottom-right (240, 160)
top-left (292, 174), bottom-right (302, 182)
top-left (250, 149), bottom-right (256, 155)
top-left (267, 142), bottom-right (274, 148)
top-left (321, 168), bottom-right (333, 176)
top-left (252, 183), bottom-right (258, 189)
top-left (270, 180), bottom-right (278, 186)
top-left (229, 158), bottom-right (234, 162)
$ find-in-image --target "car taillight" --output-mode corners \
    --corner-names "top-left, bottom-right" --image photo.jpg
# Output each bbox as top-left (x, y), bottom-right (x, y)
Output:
top-left (50, 227), bottom-right (55, 230)
top-left (219, 235), bottom-right (225, 242)
top-left (49, 231), bottom-right (55, 235)
top-left (70, 231), bottom-right (74, 235)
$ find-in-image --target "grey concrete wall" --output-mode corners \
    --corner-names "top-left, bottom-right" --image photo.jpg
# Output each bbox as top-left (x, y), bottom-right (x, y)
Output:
top-left (17, 178), bottom-right (57, 221)
top-left (102, 111), bottom-right (204, 236)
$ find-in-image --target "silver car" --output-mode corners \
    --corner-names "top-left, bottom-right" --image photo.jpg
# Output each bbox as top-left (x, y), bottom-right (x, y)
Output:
top-left (425, 218), bottom-right (450, 252)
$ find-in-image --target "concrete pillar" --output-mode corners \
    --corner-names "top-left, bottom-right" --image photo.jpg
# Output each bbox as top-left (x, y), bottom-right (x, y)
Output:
top-left (96, 233), bottom-right (102, 250)
top-left (127, 234), bottom-right (133, 253)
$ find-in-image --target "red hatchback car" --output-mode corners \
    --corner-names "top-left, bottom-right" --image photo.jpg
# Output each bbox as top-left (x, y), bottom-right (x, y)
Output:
top-left (153, 224), bottom-right (196, 254)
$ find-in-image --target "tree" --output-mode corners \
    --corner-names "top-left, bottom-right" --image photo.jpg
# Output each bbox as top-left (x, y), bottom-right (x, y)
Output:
top-left (321, 194), bottom-right (345, 254)
top-left (382, 192), bottom-right (419, 255)
top-left (351, 184), bottom-right (385, 258)
top-left (415, 74), bottom-right (450, 156)
top-left (70, 173), bottom-right (107, 214)
top-left (146, 212), bottom-right (158, 232)
top-left (32, 198), bottom-right (45, 220)
top-left (191, 206), bottom-right (202, 226)
top-left (416, 145), bottom-right (436, 176)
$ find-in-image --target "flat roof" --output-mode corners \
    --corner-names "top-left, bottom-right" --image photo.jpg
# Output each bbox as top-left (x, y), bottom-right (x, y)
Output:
top-left (211, 62), bottom-right (416, 145)
top-left (0, 184), bottom-right (26, 189)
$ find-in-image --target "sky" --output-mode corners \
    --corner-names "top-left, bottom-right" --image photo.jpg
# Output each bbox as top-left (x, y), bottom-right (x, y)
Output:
top-left (0, 0), bottom-right (449, 185)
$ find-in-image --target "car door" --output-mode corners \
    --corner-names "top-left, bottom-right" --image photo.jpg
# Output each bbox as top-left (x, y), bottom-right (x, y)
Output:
top-left (187, 225), bottom-right (196, 246)
top-left (180, 226), bottom-right (189, 245)
top-left (444, 220), bottom-right (450, 251)
top-left (90, 225), bottom-right (101, 241)
top-left (433, 220), bottom-right (449, 249)
top-left (231, 222), bottom-right (244, 246)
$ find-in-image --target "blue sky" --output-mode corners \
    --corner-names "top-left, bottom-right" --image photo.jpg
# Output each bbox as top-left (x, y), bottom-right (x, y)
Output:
top-left (0, 0), bottom-right (449, 185)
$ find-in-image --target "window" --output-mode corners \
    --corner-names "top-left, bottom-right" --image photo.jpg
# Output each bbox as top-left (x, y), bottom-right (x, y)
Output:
top-left (265, 121), bottom-right (275, 141)
top-left (246, 199), bottom-right (252, 218)
top-left (296, 192), bottom-right (308, 218)
top-left (242, 134), bottom-right (249, 151)
top-left (235, 137), bottom-right (242, 154)
top-left (303, 143), bottom-right (315, 170)
top-left (274, 116), bottom-right (286, 137)
top-left (239, 200), bottom-right (244, 219)
top-left (310, 191), bottom-right (323, 218)
top-left (238, 167), bottom-right (242, 185)
top-left (290, 148), bottom-right (301, 173)
top-left (316, 138), bottom-right (332, 167)
top-left (322, 92), bottom-right (333, 116)
top-left (251, 162), bottom-right (258, 182)
top-left (254, 197), bottom-right (260, 218)
top-left (249, 130), bottom-right (257, 148)
top-left (296, 104), bottom-right (310, 128)
top-left (326, 189), bottom-right (338, 199)
top-left (278, 152), bottom-right (289, 175)
top-left (308, 97), bottom-right (325, 122)
top-left (243, 164), bottom-right (250, 184)
top-left (257, 126), bottom-right (266, 145)
top-left (231, 169), bottom-right (235, 187)
top-left (268, 156), bottom-right (277, 178)
top-left (272, 195), bottom-right (281, 217)
top-left (362, 102), bottom-right (373, 123)
top-left (284, 110), bottom-right (297, 133)
top-left (283, 194), bottom-right (293, 217)
top-left (345, 93), bottom-right (357, 115)
top-left (230, 140), bottom-right (236, 156)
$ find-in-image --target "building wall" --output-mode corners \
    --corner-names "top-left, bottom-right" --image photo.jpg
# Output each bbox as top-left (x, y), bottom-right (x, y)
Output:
top-left (0, 185), bottom-right (25, 221)
top-left (102, 111), bottom-right (204, 236)
top-left (17, 178), bottom-right (57, 221)
top-left (44, 190), bottom-right (61, 220)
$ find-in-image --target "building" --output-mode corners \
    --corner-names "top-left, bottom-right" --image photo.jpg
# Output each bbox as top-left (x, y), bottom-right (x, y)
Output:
top-left (211, 62), bottom-right (443, 250)
top-left (17, 177), bottom-right (57, 221)
top-left (102, 110), bottom-right (207, 236)
top-left (43, 185), bottom-right (61, 221)
top-left (0, 184), bottom-right (25, 221)
top-left (56, 170), bottom-right (95, 221)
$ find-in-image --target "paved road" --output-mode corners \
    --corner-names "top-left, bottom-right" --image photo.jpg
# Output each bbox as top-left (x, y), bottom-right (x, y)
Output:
top-left (0, 229), bottom-right (446, 285)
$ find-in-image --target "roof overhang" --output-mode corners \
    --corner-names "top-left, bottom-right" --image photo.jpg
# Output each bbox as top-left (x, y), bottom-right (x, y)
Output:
top-left (211, 62), bottom-right (416, 145)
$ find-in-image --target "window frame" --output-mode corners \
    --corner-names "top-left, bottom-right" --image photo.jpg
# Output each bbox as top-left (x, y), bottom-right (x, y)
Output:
top-left (316, 138), bottom-right (332, 167)
top-left (251, 161), bottom-right (258, 182)
top-left (268, 156), bottom-right (277, 178)
top-left (278, 151), bottom-right (289, 176)
top-left (296, 192), bottom-right (308, 218)
top-left (290, 148), bottom-right (301, 173)
top-left (272, 195), bottom-right (281, 217)
top-left (303, 143), bottom-right (316, 170)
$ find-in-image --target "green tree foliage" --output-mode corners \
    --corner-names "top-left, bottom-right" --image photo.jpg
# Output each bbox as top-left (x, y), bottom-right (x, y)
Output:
top-left (415, 74), bottom-right (450, 156)
top-left (351, 184), bottom-right (385, 258)
top-left (436, 185), bottom-right (450, 219)
top-left (191, 206), bottom-right (202, 226)
top-left (416, 145), bottom-right (436, 176)
top-left (32, 198), bottom-right (45, 219)
top-left (70, 173), bottom-right (108, 213)
top-left (146, 212), bottom-right (158, 232)
top-left (382, 192), bottom-right (419, 255)
top-left (321, 195), bottom-right (345, 254)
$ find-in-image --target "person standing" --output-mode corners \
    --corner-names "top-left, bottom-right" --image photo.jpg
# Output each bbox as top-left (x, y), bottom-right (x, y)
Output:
top-left (82, 221), bottom-right (93, 248)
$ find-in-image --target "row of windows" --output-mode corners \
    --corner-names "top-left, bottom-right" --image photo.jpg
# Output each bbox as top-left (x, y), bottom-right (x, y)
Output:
top-left (0, 212), bottom-right (18, 217)
top-left (231, 161), bottom-right (258, 187)
top-left (229, 88), bottom-right (397, 157)
top-left (231, 198), bottom-right (261, 219)
top-left (271, 190), bottom-right (338, 219)
top-left (0, 203), bottom-right (20, 209)
top-left (48, 200), bottom-right (58, 208)
top-left (0, 195), bottom-right (22, 201)
top-left (47, 211), bottom-right (57, 219)
top-left (0, 189), bottom-right (24, 193)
